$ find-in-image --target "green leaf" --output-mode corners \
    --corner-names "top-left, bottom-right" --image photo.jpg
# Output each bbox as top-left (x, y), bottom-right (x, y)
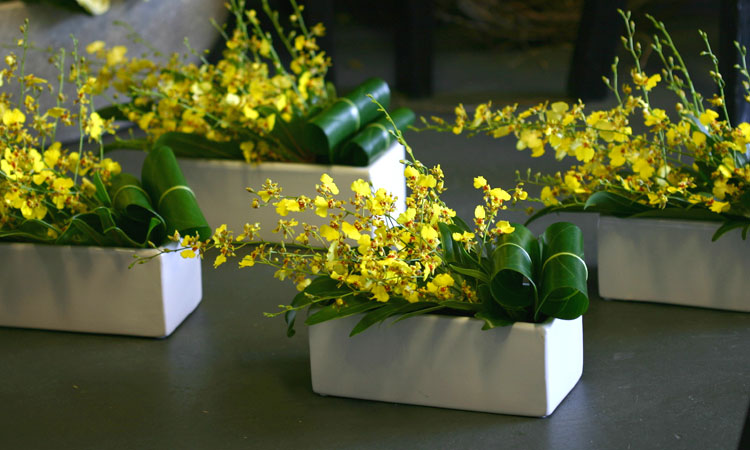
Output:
top-left (305, 78), bottom-right (391, 159)
top-left (475, 297), bottom-right (514, 330)
top-left (303, 276), bottom-right (352, 298)
top-left (92, 172), bottom-right (112, 207)
top-left (438, 221), bottom-right (478, 267)
top-left (524, 202), bottom-right (587, 225)
top-left (453, 216), bottom-right (472, 233)
top-left (737, 190), bottom-right (750, 210)
top-left (583, 191), bottom-right (649, 216)
top-left (448, 264), bottom-right (489, 283)
top-left (153, 132), bottom-right (243, 160)
top-left (337, 108), bottom-right (415, 165)
top-left (305, 296), bottom-right (382, 326)
top-left (438, 300), bottom-right (481, 312)
top-left (438, 222), bottom-right (456, 263)
top-left (102, 138), bottom-right (150, 154)
top-left (537, 222), bottom-right (589, 320)
top-left (141, 146), bottom-right (211, 241)
top-left (96, 104), bottom-right (130, 121)
top-left (489, 224), bottom-right (539, 309)
top-left (58, 214), bottom-right (109, 246)
top-left (0, 219), bottom-right (60, 243)
top-left (284, 291), bottom-right (314, 337)
top-left (712, 219), bottom-right (750, 241)
top-left (631, 207), bottom-right (723, 221)
top-left (390, 304), bottom-right (444, 324)
top-left (349, 300), bottom-right (411, 336)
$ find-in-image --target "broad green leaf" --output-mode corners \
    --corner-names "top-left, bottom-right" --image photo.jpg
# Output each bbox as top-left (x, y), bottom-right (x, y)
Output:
top-left (537, 222), bottom-right (589, 320)
top-left (475, 297), bottom-right (515, 330)
top-left (102, 138), bottom-right (150, 153)
top-left (391, 304), bottom-right (444, 323)
top-left (489, 224), bottom-right (539, 309)
top-left (285, 291), bottom-right (314, 337)
top-left (691, 162), bottom-right (714, 185)
top-left (284, 310), bottom-right (298, 338)
top-left (0, 219), bottom-right (59, 243)
top-left (438, 300), bottom-right (481, 312)
top-left (142, 146), bottom-right (211, 241)
top-left (738, 190), bottom-right (750, 210)
top-left (438, 222), bottom-right (456, 263)
top-left (96, 104), bottom-right (130, 121)
top-left (438, 221), bottom-right (477, 266)
top-left (94, 207), bottom-right (118, 234)
top-left (92, 172), bottom-right (112, 207)
top-left (109, 173), bottom-right (156, 222)
top-left (154, 132), bottom-right (243, 160)
top-left (524, 202), bottom-right (587, 225)
top-left (337, 108), bottom-right (415, 166)
top-left (712, 219), bottom-right (750, 241)
top-left (583, 191), bottom-right (649, 216)
top-left (631, 207), bottom-right (723, 221)
top-left (303, 276), bottom-right (352, 298)
top-left (452, 216), bottom-right (472, 233)
top-left (305, 296), bottom-right (382, 326)
top-left (448, 264), bottom-right (489, 283)
top-left (349, 300), bottom-right (411, 336)
top-left (59, 214), bottom-right (109, 246)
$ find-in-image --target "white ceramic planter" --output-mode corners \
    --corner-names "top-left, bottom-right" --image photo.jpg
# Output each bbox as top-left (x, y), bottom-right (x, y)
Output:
top-left (597, 216), bottom-right (750, 312)
top-left (0, 242), bottom-right (202, 337)
top-left (178, 143), bottom-right (407, 238)
top-left (308, 314), bottom-right (583, 417)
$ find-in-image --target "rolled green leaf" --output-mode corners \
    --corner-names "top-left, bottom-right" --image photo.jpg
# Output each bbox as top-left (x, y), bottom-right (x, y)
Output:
top-left (337, 108), bottom-right (415, 166)
top-left (537, 222), bottom-right (589, 320)
top-left (305, 78), bottom-right (391, 160)
top-left (343, 77), bottom-right (392, 125)
top-left (489, 224), bottom-right (539, 311)
top-left (109, 173), bottom-right (158, 222)
top-left (108, 173), bottom-right (166, 244)
top-left (141, 146), bottom-right (211, 241)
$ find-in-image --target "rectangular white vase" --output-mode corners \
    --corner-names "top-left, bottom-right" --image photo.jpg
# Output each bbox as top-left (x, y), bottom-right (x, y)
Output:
top-left (308, 315), bottom-right (583, 417)
top-left (178, 143), bottom-right (407, 238)
top-left (597, 216), bottom-right (750, 312)
top-left (0, 242), bottom-right (202, 337)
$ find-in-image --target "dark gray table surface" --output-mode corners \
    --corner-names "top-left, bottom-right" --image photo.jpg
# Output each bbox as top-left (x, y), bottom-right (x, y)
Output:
top-left (1, 262), bottom-right (748, 450)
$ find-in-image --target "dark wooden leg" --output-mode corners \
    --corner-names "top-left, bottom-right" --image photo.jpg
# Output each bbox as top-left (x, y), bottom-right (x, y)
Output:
top-left (567, 0), bottom-right (626, 101)
top-left (720, 0), bottom-right (750, 125)
top-left (395, 0), bottom-right (434, 98)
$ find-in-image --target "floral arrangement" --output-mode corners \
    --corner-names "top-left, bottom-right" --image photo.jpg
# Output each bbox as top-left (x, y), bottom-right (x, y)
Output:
top-left (89, 0), bottom-right (333, 163)
top-left (167, 104), bottom-right (589, 336)
top-left (424, 11), bottom-right (750, 240)
top-left (0, 23), bottom-right (209, 246)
